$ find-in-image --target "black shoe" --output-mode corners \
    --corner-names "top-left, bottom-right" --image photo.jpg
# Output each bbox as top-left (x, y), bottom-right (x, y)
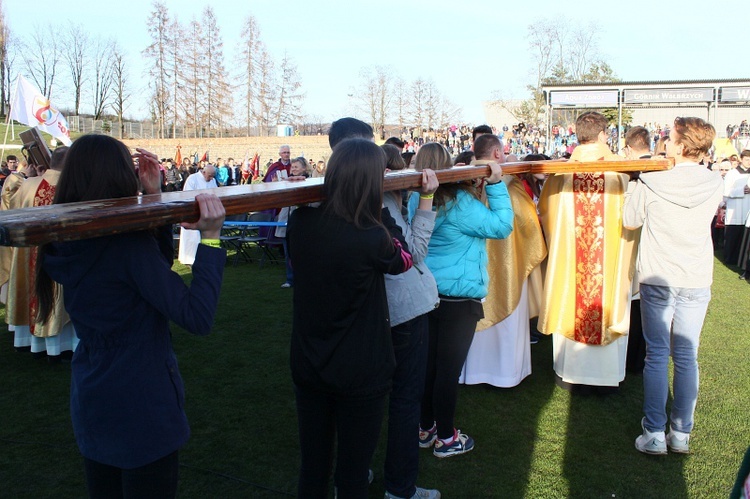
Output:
top-left (739, 272), bottom-right (748, 280)
top-left (14, 346), bottom-right (30, 353)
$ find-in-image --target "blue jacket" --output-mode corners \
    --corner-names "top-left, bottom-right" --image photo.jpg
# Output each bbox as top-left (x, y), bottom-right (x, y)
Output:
top-left (42, 226), bottom-right (225, 468)
top-left (412, 182), bottom-right (514, 298)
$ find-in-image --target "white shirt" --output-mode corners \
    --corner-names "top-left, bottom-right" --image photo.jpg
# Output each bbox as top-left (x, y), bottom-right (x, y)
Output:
top-left (723, 167), bottom-right (750, 225)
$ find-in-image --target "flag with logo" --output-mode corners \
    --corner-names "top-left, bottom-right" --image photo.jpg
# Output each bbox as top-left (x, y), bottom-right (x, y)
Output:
top-left (10, 75), bottom-right (72, 146)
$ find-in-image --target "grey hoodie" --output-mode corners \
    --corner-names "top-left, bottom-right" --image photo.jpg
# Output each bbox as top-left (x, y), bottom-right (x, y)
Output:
top-left (623, 162), bottom-right (724, 288)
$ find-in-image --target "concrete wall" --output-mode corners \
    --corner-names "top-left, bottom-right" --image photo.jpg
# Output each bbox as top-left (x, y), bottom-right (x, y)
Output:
top-left (121, 135), bottom-right (333, 165)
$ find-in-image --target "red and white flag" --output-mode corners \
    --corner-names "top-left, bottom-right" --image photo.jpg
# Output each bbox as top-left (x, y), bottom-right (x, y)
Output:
top-left (10, 75), bottom-right (72, 146)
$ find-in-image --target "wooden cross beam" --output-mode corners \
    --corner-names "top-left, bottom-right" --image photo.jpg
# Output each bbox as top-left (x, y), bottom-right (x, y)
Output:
top-left (0, 158), bottom-right (673, 247)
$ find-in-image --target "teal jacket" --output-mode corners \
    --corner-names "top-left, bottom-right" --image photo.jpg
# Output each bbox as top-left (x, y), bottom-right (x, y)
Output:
top-left (411, 182), bottom-right (514, 298)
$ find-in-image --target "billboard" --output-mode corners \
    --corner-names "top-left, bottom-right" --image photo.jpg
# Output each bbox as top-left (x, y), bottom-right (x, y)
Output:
top-left (719, 87), bottom-right (750, 102)
top-left (623, 88), bottom-right (713, 104)
top-left (549, 90), bottom-right (619, 107)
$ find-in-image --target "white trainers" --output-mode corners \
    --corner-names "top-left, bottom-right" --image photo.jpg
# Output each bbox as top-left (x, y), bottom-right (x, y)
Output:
top-left (635, 418), bottom-right (667, 455)
top-left (384, 487), bottom-right (441, 499)
top-left (666, 427), bottom-right (690, 454)
top-left (433, 429), bottom-right (474, 458)
top-left (418, 424), bottom-right (437, 448)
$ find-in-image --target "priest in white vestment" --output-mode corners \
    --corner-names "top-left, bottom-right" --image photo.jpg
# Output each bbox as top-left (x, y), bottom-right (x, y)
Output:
top-left (179, 165), bottom-right (218, 266)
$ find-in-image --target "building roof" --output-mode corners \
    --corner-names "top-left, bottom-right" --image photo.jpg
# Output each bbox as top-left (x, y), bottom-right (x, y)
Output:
top-left (543, 78), bottom-right (750, 89)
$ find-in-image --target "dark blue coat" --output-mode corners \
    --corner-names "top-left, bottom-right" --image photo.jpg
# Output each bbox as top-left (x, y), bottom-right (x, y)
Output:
top-left (42, 226), bottom-right (225, 468)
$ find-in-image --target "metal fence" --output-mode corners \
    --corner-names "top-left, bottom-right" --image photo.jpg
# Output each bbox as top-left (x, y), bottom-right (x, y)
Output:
top-left (66, 116), bottom-right (327, 139)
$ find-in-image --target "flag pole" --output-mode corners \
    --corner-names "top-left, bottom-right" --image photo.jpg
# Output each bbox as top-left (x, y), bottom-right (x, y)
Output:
top-left (1, 77), bottom-right (19, 159)
top-left (1, 112), bottom-right (11, 160)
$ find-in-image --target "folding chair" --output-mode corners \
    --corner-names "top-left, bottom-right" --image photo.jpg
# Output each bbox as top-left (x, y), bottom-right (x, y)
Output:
top-left (220, 213), bottom-right (247, 261)
top-left (233, 212), bottom-right (274, 266)
top-left (259, 226), bottom-right (285, 268)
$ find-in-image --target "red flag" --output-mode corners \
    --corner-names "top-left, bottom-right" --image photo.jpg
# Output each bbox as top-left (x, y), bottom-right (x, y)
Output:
top-left (199, 150), bottom-right (209, 163)
top-left (174, 145), bottom-right (182, 166)
top-left (251, 152), bottom-right (260, 180)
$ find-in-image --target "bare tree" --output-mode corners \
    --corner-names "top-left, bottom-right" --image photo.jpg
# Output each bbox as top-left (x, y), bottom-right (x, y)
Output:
top-left (357, 65), bottom-right (392, 140)
top-left (202, 6), bottom-right (232, 137)
top-left (0, 0), bottom-right (9, 116)
top-left (437, 96), bottom-right (461, 130)
top-left (183, 18), bottom-right (207, 138)
top-left (410, 78), bottom-right (427, 133)
top-left (393, 76), bottom-right (407, 132)
top-left (424, 80), bottom-right (440, 132)
top-left (567, 23), bottom-right (598, 82)
top-left (524, 20), bottom-right (556, 123)
top-left (167, 15), bottom-right (185, 138)
top-left (238, 15), bottom-right (261, 136)
top-left (91, 37), bottom-right (115, 120)
top-left (22, 25), bottom-right (60, 99)
top-left (516, 18), bottom-right (614, 126)
top-left (62, 23), bottom-right (88, 116)
top-left (255, 46), bottom-right (276, 136)
top-left (110, 43), bottom-right (129, 138)
top-left (274, 51), bottom-right (304, 128)
top-left (142, 1), bottom-right (171, 138)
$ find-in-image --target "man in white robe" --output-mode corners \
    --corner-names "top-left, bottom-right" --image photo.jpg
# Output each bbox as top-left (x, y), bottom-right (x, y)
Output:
top-left (179, 165), bottom-right (217, 266)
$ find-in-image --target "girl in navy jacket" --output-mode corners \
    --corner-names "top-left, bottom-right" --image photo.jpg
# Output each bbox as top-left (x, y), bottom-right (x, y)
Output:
top-left (36, 134), bottom-right (226, 498)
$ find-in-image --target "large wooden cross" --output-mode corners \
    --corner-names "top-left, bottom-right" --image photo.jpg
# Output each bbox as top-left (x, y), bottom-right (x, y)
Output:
top-left (0, 158), bottom-right (672, 247)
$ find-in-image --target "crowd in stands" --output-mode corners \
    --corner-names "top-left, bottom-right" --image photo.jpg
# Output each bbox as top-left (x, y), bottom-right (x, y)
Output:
top-left (3, 112), bottom-right (750, 498)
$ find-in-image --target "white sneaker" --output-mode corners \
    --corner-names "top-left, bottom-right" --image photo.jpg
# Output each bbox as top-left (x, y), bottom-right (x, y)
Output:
top-left (666, 428), bottom-right (690, 454)
top-left (635, 418), bottom-right (667, 455)
top-left (384, 487), bottom-right (441, 499)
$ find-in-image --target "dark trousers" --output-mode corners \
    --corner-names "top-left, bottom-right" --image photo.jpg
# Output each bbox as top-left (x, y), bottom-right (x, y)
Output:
top-left (420, 298), bottom-right (483, 440)
top-left (384, 315), bottom-right (429, 498)
top-left (725, 225), bottom-right (745, 265)
top-left (626, 299), bottom-right (646, 374)
top-left (83, 451), bottom-right (179, 499)
top-left (295, 385), bottom-right (386, 499)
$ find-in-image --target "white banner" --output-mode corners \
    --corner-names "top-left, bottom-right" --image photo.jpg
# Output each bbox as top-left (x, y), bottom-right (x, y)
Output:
top-left (9, 75), bottom-right (72, 146)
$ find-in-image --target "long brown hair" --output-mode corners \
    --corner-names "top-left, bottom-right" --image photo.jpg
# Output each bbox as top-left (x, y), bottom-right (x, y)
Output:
top-left (323, 138), bottom-right (386, 230)
top-left (35, 134), bottom-right (141, 325)
top-left (414, 142), bottom-right (478, 209)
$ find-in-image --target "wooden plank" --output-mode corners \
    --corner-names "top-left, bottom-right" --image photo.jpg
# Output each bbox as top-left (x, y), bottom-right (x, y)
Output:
top-left (0, 158), bottom-right (673, 247)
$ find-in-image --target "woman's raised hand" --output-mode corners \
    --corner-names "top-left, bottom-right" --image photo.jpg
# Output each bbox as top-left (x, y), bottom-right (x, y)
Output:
top-left (134, 148), bottom-right (162, 195)
top-left (421, 168), bottom-right (439, 195)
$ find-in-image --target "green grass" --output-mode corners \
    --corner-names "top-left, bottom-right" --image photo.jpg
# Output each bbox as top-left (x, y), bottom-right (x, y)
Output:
top-left (1, 252), bottom-right (748, 498)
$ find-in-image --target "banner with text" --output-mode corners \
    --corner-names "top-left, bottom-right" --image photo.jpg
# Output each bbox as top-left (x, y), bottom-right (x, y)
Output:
top-left (719, 87), bottom-right (750, 102)
top-left (623, 88), bottom-right (714, 104)
top-left (549, 90), bottom-right (619, 107)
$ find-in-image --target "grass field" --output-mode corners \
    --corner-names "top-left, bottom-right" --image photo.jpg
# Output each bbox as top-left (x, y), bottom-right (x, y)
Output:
top-left (0, 249), bottom-right (748, 498)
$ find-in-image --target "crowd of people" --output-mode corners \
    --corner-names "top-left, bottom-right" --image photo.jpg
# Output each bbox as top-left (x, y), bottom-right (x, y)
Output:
top-left (1, 110), bottom-right (748, 498)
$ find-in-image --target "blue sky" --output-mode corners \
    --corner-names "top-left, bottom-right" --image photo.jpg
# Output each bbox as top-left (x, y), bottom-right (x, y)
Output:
top-left (5, 0), bottom-right (748, 124)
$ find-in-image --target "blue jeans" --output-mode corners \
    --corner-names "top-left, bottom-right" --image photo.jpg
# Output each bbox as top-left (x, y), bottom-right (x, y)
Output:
top-left (640, 284), bottom-right (711, 434)
top-left (384, 315), bottom-right (429, 499)
top-left (282, 238), bottom-right (293, 285)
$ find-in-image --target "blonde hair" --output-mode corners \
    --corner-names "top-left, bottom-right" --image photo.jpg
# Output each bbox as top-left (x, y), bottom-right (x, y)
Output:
top-left (414, 142), bottom-right (452, 172)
